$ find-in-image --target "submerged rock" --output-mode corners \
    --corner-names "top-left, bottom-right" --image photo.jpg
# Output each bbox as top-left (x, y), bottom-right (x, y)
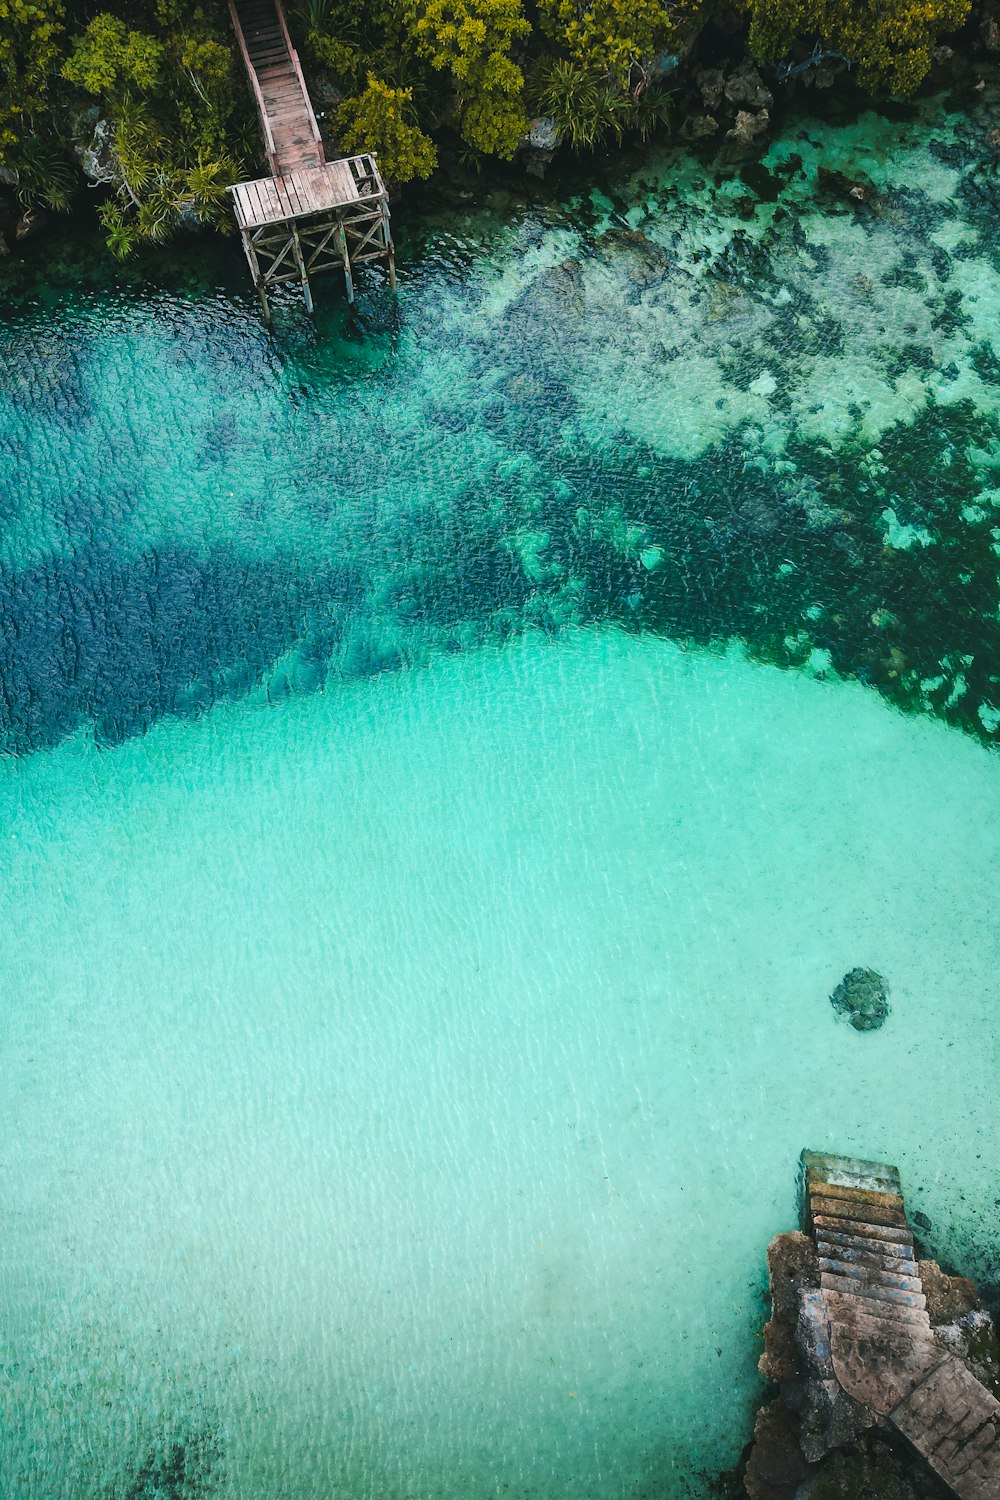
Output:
top-left (593, 227), bottom-right (672, 287)
top-left (818, 166), bottom-right (875, 204)
top-left (830, 967), bottom-right (890, 1030)
top-left (727, 109), bottom-right (770, 151)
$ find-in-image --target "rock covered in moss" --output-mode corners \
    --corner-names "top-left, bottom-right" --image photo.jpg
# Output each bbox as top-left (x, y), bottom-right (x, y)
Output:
top-left (830, 968), bottom-right (890, 1030)
top-left (921, 1259), bottom-right (1000, 1395)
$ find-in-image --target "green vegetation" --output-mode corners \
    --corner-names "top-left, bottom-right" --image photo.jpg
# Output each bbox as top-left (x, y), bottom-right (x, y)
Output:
top-left (1, 0), bottom-right (249, 251)
top-left (738, 0), bottom-right (972, 95)
top-left (334, 74), bottom-right (438, 184)
top-left (0, 0), bottom-right (976, 250)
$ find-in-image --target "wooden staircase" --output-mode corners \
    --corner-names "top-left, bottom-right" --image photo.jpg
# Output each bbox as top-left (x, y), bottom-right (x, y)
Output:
top-left (803, 1152), bottom-right (1000, 1498)
top-left (229, 0), bottom-right (324, 175)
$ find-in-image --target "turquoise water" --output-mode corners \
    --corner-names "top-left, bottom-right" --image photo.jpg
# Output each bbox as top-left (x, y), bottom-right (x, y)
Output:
top-left (2, 91), bottom-right (1000, 1497)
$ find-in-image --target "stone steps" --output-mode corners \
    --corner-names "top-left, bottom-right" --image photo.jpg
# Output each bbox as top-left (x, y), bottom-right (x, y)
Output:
top-left (813, 1213), bottom-right (915, 1246)
top-left (823, 1287), bottom-right (933, 1336)
top-left (817, 1241), bottom-right (916, 1275)
top-left (802, 1150), bottom-right (1000, 1498)
top-left (891, 1357), bottom-right (1000, 1499)
top-left (818, 1258), bottom-right (923, 1293)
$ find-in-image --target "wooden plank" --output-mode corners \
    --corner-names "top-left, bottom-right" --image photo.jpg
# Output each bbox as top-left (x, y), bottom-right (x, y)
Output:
top-left (240, 178), bottom-right (264, 225)
top-left (231, 182), bottom-right (251, 226)
top-left (252, 180), bottom-right (274, 226)
top-left (299, 170), bottom-right (328, 212)
top-left (255, 176), bottom-right (284, 224)
top-left (325, 160), bottom-right (359, 203)
top-left (239, 182), bottom-right (264, 228)
top-left (256, 177), bottom-right (283, 220)
top-left (289, 171), bottom-right (316, 213)
top-left (238, 181), bottom-right (259, 226)
top-left (279, 175), bottom-right (305, 216)
top-left (273, 0), bottom-right (323, 145)
top-left (266, 175), bottom-right (291, 218)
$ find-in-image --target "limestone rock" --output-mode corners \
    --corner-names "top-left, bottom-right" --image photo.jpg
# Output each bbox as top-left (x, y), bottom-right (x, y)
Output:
top-left (69, 106), bottom-right (116, 184)
top-left (744, 1400), bottom-right (814, 1499)
top-left (724, 61), bottom-right (773, 111)
top-left (830, 968), bottom-right (890, 1031)
top-left (797, 1290), bottom-right (881, 1461)
top-left (921, 1261), bottom-right (1000, 1394)
top-left (14, 208), bottom-right (44, 242)
top-left (680, 113), bottom-right (719, 142)
top-left (769, 1232), bottom-right (818, 1322)
top-left (726, 109), bottom-right (770, 151)
top-left (525, 115), bottom-right (559, 153)
top-left (521, 115), bottom-right (560, 178)
top-left (695, 66), bottom-right (725, 111)
top-left (921, 1260), bottom-right (980, 1325)
top-left (813, 60), bottom-right (844, 89)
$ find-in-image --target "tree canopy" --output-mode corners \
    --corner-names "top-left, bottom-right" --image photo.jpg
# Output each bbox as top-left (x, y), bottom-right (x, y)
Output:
top-left (737, 0), bottom-right (971, 94)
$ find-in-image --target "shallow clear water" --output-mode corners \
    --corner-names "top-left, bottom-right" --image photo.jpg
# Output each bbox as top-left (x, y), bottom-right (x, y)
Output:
top-left (2, 88), bottom-right (1000, 1498)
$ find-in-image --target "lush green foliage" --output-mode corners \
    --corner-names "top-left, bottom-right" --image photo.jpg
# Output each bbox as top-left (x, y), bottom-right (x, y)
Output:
top-left (334, 73), bottom-right (438, 183)
top-left (0, 0), bottom-right (66, 161)
top-left (530, 57), bottom-right (628, 148)
top-left (528, 0), bottom-right (694, 151)
top-left (61, 4), bottom-right (247, 253)
top-left (0, 0), bottom-right (978, 256)
top-left (62, 13), bottom-right (162, 95)
top-left (739, 0), bottom-right (972, 93)
top-left (538, 0), bottom-right (677, 83)
top-left (404, 0), bottom-right (530, 155)
top-left (0, 0), bottom-right (249, 250)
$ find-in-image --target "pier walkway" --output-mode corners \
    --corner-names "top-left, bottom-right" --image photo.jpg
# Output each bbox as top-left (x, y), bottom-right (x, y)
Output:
top-left (803, 1151), bottom-right (1000, 1498)
top-left (227, 0), bottom-right (394, 317)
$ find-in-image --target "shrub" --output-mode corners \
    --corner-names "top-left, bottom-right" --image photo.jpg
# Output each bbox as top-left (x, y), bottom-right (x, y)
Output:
top-left (738, 0), bottom-right (972, 95)
top-left (334, 73), bottom-right (438, 183)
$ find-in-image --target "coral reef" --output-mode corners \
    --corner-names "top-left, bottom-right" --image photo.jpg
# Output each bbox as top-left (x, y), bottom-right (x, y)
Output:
top-left (829, 969), bottom-right (891, 1031)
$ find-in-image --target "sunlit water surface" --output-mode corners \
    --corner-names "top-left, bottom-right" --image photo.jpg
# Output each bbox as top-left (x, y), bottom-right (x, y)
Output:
top-left (2, 88), bottom-right (1000, 1499)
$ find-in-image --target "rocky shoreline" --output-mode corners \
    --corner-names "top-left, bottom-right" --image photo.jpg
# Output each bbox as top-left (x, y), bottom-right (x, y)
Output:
top-left (520, 0), bottom-right (1000, 178)
top-left (739, 1232), bottom-right (1000, 1498)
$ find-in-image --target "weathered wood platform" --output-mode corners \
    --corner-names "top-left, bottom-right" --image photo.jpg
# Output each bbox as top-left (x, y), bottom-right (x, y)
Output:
top-left (227, 0), bottom-right (394, 318)
top-left (803, 1151), bottom-right (1000, 1498)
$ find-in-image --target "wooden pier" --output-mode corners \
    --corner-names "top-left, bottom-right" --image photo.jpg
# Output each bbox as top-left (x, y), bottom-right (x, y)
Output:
top-left (227, 0), bottom-right (395, 319)
top-left (802, 1151), bottom-right (1000, 1497)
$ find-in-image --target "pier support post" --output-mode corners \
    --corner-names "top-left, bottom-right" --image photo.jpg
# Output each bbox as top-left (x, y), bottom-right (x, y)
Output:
top-left (339, 222), bottom-right (354, 304)
top-left (240, 228), bottom-right (271, 324)
top-left (380, 199), bottom-right (396, 291)
top-left (290, 223), bottom-right (313, 314)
